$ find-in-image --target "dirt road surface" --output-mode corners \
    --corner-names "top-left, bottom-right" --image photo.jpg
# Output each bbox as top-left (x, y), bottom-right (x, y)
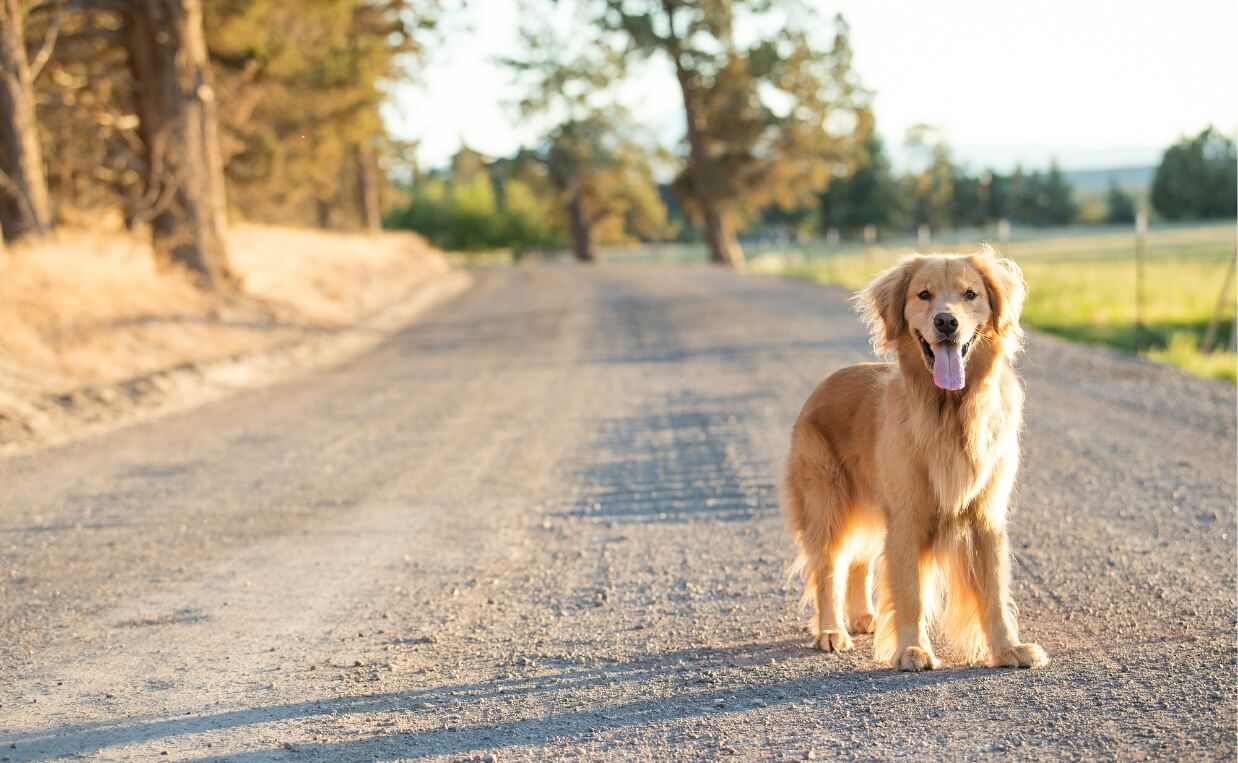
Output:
top-left (2, 265), bottom-right (1235, 761)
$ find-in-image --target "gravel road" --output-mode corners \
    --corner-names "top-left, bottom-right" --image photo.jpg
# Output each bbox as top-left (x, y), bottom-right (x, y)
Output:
top-left (2, 264), bottom-right (1234, 761)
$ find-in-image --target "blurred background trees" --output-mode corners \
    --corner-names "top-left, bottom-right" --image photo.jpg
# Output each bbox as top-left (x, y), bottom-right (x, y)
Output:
top-left (1151, 127), bottom-right (1237, 221)
top-left (0, 0), bottom-right (1233, 280)
top-left (0, 0), bottom-right (51, 242)
top-left (0, 0), bottom-right (439, 284)
top-left (595, 2), bottom-right (873, 265)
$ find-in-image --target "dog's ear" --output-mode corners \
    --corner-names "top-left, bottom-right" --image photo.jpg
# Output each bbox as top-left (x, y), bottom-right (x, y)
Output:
top-left (970, 246), bottom-right (1027, 339)
top-left (853, 256), bottom-right (919, 353)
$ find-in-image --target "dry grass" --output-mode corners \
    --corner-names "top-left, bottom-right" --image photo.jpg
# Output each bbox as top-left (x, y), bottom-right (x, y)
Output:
top-left (0, 224), bottom-right (449, 399)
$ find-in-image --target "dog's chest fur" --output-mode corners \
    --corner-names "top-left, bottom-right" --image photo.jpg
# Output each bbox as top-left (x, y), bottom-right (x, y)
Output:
top-left (910, 375), bottom-right (1020, 516)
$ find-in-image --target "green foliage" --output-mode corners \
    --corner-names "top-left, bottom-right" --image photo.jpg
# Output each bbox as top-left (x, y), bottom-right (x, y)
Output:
top-left (504, 5), bottom-right (669, 258)
top-left (205, 0), bottom-right (443, 227)
top-left (751, 224), bottom-right (1237, 382)
top-left (1105, 181), bottom-right (1137, 224)
top-left (385, 148), bottom-right (561, 252)
top-left (810, 127), bottom-right (1079, 235)
top-left (597, 0), bottom-right (873, 259)
top-left (817, 134), bottom-right (901, 233)
top-left (1151, 127), bottom-right (1238, 220)
top-left (1148, 333), bottom-right (1237, 383)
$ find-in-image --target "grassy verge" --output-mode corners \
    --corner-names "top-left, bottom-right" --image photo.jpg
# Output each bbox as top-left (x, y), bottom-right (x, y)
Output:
top-left (749, 224), bottom-right (1238, 383)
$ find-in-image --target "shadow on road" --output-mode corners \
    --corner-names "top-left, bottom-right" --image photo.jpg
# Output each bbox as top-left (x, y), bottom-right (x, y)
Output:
top-left (12, 639), bottom-right (1003, 760)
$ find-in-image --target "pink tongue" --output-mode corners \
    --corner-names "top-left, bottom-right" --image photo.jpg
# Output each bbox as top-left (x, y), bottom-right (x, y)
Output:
top-left (933, 343), bottom-right (966, 390)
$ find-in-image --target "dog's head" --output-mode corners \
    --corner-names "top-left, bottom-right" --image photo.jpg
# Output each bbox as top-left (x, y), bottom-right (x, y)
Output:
top-left (854, 248), bottom-right (1026, 391)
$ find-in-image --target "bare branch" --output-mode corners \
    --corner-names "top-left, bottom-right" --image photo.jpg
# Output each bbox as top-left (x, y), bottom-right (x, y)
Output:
top-left (28, 0), bottom-right (65, 80)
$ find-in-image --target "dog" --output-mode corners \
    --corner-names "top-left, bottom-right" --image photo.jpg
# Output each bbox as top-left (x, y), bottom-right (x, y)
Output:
top-left (783, 248), bottom-right (1048, 672)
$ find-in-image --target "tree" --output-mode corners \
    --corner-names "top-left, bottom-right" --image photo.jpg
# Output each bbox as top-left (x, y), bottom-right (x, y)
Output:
top-left (0, 0), bottom-right (52, 241)
top-left (902, 125), bottom-right (953, 230)
top-left (1151, 127), bottom-right (1237, 220)
top-left (599, 2), bottom-right (871, 266)
top-left (818, 132), bottom-right (900, 234)
top-left (1041, 161), bottom-right (1077, 225)
top-left (125, 0), bottom-right (235, 287)
top-left (507, 2), bottom-right (665, 261)
top-left (205, 0), bottom-right (442, 230)
top-left (387, 145), bottom-right (563, 252)
top-left (1104, 179), bottom-right (1136, 224)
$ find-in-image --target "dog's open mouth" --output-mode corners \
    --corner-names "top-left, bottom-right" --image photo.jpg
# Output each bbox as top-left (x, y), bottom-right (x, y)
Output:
top-left (915, 330), bottom-right (971, 391)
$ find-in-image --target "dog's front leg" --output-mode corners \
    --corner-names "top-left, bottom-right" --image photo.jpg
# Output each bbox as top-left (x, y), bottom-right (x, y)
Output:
top-left (971, 520), bottom-right (1049, 669)
top-left (885, 518), bottom-right (940, 672)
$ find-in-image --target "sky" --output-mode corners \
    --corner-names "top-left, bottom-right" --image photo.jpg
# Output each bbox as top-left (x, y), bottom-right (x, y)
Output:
top-left (383, 0), bottom-right (1238, 173)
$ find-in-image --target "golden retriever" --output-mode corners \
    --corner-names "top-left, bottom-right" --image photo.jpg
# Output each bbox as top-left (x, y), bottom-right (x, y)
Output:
top-left (783, 248), bottom-right (1048, 671)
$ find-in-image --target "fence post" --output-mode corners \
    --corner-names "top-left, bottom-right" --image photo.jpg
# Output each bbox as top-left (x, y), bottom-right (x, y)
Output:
top-left (918, 224), bottom-right (931, 248)
top-left (1134, 213), bottom-right (1147, 354)
top-left (998, 218), bottom-right (1011, 244)
top-left (1202, 246), bottom-right (1237, 353)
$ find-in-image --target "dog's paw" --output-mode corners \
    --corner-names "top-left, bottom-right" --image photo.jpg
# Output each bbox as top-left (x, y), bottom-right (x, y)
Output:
top-left (813, 629), bottom-right (853, 653)
top-left (990, 642), bottom-right (1049, 669)
top-left (894, 646), bottom-right (941, 672)
top-left (848, 613), bottom-right (876, 634)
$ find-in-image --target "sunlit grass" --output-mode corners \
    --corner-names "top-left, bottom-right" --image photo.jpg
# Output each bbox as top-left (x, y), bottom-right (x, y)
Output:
top-left (750, 224), bottom-right (1238, 383)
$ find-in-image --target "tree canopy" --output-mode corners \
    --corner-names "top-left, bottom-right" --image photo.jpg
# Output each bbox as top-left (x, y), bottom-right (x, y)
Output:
top-left (1151, 127), bottom-right (1237, 221)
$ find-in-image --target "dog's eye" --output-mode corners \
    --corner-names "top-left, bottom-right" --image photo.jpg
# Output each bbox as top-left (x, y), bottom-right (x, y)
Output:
top-left (917, 290), bottom-right (931, 301)
top-left (963, 289), bottom-right (977, 300)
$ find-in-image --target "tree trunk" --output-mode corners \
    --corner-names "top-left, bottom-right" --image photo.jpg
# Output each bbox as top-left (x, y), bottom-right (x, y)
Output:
top-left (702, 205), bottom-right (743, 267)
top-left (355, 140), bottom-right (381, 233)
top-left (125, 0), bottom-right (234, 289)
top-left (565, 193), bottom-right (595, 263)
top-left (0, 0), bottom-right (52, 242)
top-left (667, 28), bottom-right (743, 267)
top-left (315, 197), bottom-right (331, 229)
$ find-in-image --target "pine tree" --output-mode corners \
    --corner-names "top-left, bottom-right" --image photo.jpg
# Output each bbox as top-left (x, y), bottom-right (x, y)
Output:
top-left (125, 0), bottom-right (235, 287)
top-left (1042, 161), bottom-right (1077, 225)
top-left (0, 0), bottom-right (52, 241)
top-left (1105, 180), bottom-right (1136, 224)
top-left (818, 133), bottom-right (900, 234)
top-left (1151, 127), bottom-right (1237, 220)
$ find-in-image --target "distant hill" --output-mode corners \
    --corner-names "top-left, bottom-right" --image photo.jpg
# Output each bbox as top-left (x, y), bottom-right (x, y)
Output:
top-left (1063, 165), bottom-right (1155, 193)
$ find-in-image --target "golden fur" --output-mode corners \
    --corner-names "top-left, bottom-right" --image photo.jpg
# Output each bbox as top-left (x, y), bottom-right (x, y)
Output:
top-left (783, 248), bottom-right (1048, 671)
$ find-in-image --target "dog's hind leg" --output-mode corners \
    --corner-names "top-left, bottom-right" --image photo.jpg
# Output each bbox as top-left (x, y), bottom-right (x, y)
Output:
top-left (809, 550), bottom-right (852, 652)
top-left (784, 430), bottom-right (854, 653)
top-left (846, 558), bottom-right (876, 634)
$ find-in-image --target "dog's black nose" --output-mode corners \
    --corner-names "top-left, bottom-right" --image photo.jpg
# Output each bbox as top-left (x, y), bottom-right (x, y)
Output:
top-left (933, 312), bottom-right (958, 335)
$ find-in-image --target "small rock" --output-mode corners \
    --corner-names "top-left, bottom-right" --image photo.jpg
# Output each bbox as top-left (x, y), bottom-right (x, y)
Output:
top-left (803, 750), bottom-right (817, 761)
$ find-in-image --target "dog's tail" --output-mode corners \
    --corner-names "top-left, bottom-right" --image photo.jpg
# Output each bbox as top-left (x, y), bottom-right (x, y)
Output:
top-left (872, 537), bottom-right (991, 666)
top-left (784, 549), bottom-right (815, 612)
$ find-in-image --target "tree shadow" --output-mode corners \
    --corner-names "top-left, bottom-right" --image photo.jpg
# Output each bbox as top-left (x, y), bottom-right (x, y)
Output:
top-left (10, 638), bottom-right (1011, 761)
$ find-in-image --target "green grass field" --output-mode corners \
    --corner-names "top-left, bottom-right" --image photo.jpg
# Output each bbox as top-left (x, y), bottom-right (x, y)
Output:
top-left (748, 224), bottom-right (1238, 382)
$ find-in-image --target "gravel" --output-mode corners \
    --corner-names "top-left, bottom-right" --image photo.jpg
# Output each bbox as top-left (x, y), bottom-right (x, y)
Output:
top-left (0, 264), bottom-right (1233, 761)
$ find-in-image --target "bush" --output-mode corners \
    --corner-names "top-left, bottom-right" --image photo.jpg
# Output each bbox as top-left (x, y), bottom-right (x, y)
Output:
top-left (386, 176), bottom-right (561, 252)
